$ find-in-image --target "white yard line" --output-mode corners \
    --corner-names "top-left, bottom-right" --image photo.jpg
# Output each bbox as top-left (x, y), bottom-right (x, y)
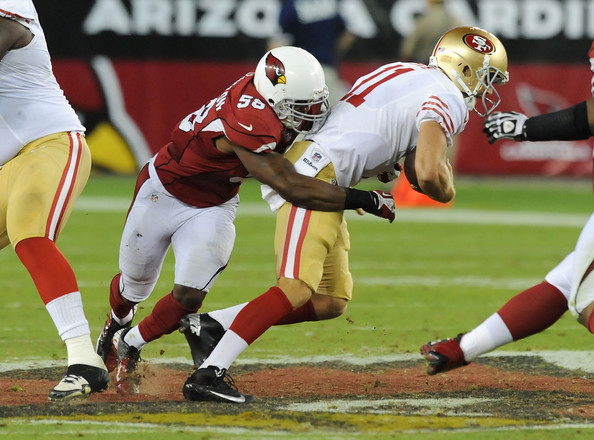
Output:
top-left (2, 350), bottom-right (594, 373)
top-left (282, 397), bottom-right (499, 416)
top-left (75, 197), bottom-right (589, 228)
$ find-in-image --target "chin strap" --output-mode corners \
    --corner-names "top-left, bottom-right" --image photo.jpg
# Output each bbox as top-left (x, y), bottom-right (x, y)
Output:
top-left (464, 95), bottom-right (476, 112)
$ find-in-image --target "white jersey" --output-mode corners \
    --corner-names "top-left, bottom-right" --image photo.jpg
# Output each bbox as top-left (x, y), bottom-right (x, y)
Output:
top-left (306, 62), bottom-right (469, 187)
top-left (0, 1), bottom-right (84, 166)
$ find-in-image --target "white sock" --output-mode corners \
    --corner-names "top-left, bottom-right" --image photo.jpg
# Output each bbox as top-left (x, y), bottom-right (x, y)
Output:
top-left (111, 307), bottom-right (136, 326)
top-left (459, 313), bottom-right (513, 361)
top-left (45, 291), bottom-right (91, 340)
top-left (65, 334), bottom-right (105, 369)
top-left (208, 303), bottom-right (248, 330)
top-left (200, 329), bottom-right (248, 370)
top-left (123, 325), bottom-right (147, 350)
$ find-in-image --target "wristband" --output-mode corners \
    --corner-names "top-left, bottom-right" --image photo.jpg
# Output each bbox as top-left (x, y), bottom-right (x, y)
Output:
top-left (524, 101), bottom-right (591, 141)
top-left (344, 188), bottom-right (376, 212)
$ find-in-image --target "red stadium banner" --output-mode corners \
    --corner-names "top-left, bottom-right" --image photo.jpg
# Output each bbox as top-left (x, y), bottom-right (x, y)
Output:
top-left (54, 60), bottom-right (593, 177)
top-left (45, 0), bottom-right (594, 177)
top-left (454, 64), bottom-right (593, 177)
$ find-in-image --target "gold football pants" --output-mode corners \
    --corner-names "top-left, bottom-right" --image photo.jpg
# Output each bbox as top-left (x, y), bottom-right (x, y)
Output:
top-left (0, 132), bottom-right (91, 249)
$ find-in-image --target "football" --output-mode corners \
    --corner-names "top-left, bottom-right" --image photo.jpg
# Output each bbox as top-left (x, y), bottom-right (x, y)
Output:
top-left (403, 149), bottom-right (419, 188)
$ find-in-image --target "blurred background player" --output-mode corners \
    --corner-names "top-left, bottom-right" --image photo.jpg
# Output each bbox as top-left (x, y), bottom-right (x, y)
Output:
top-left (420, 41), bottom-right (594, 375)
top-left (95, 46), bottom-right (395, 393)
top-left (0, 1), bottom-right (109, 399)
top-left (180, 26), bottom-right (510, 403)
top-left (400, 0), bottom-right (464, 63)
top-left (268, 0), bottom-right (357, 106)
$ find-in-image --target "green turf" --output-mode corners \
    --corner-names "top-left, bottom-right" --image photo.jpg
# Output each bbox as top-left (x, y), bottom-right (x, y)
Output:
top-left (1, 175), bottom-right (592, 439)
top-left (3, 421), bottom-right (594, 440)
top-left (3, 421), bottom-right (594, 439)
top-left (1, 176), bottom-right (592, 359)
top-left (3, 417), bottom-right (594, 440)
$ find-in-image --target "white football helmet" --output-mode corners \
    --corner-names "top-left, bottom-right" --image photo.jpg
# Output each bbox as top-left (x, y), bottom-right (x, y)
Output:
top-left (429, 26), bottom-right (509, 117)
top-left (254, 46), bottom-right (330, 133)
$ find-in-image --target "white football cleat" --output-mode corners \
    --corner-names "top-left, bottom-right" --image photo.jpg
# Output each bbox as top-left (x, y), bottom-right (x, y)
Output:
top-left (48, 364), bottom-right (109, 400)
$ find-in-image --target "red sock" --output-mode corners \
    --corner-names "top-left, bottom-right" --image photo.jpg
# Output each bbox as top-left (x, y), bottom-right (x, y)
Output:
top-left (276, 299), bottom-right (318, 325)
top-left (15, 237), bottom-right (78, 304)
top-left (230, 287), bottom-right (293, 344)
top-left (497, 281), bottom-right (568, 341)
top-left (108, 273), bottom-right (135, 319)
top-left (138, 292), bottom-right (198, 342)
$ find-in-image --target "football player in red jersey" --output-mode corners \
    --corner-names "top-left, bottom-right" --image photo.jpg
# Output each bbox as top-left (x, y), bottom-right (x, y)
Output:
top-left (95, 46), bottom-right (396, 392)
top-left (420, 42), bottom-right (594, 376)
top-left (180, 27), bottom-right (510, 403)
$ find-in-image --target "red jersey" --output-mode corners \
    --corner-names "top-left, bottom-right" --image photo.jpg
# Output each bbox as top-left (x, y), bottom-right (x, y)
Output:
top-left (153, 73), bottom-right (298, 207)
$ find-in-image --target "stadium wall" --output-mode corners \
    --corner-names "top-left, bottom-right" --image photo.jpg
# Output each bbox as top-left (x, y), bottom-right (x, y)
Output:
top-left (42, 0), bottom-right (594, 176)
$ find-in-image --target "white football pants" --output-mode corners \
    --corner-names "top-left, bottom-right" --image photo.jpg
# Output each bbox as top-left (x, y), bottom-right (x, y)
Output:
top-left (118, 175), bottom-right (237, 303)
top-left (568, 212), bottom-right (594, 318)
top-left (544, 212), bottom-right (594, 319)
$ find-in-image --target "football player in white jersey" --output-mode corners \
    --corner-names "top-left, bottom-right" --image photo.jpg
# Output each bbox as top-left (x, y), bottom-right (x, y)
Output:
top-left (0, 1), bottom-right (109, 399)
top-left (421, 41), bottom-right (594, 376)
top-left (180, 26), bottom-right (510, 403)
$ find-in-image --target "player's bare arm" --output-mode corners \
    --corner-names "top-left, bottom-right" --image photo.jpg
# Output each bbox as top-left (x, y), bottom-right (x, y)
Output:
top-left (413, 120), bottom-right (455, 203)
top-left (0, 17), bottom-right (33, 58)
top-left (243, 151), bottom-right (349, 211)
top-left (218, 136), bottom-right (346, 210)
top-left (215, 137), bottom-right (395, 221)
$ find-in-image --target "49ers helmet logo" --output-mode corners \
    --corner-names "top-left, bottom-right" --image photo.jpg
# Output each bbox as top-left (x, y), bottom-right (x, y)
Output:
top-left (264, 53), bottom-right (286, 86)
top-left (463, 33), bottom-right (495, 54)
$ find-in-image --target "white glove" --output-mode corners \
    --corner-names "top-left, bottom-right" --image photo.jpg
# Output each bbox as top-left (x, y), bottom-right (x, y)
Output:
top-left (483, 111), bottom-right (528, 144)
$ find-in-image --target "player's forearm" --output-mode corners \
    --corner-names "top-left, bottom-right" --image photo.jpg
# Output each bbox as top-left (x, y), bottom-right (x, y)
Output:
top-left (276, 177), bottom-right (347, 211)
top-left (524, 100), bottom-right (593, 141)
top-left (419, 181), bottom-right (455, 203)
top-left (275, 172), bottom-right (388, 214)
top-left (247, 149), bottom-right (375, 212)
top-left (240, 146), bottom-right (384, 213)
top-left (417, 163), bottom-right (455, 203)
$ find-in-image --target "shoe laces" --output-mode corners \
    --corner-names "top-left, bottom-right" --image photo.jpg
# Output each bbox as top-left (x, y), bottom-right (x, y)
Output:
top-left (209, 367), bottom-right (238, 391)
top-left (60, 374), bottom-right (84, 385)
top-left (221, 371), bottom-right (238, 391)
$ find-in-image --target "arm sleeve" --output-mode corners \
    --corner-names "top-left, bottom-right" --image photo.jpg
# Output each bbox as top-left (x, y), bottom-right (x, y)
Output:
top-left (524, 101), bottom-right (592, 141)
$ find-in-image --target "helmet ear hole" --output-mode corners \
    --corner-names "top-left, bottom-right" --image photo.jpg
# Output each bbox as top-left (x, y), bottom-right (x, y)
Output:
top-left (430, 26), bottom-right (509, 117)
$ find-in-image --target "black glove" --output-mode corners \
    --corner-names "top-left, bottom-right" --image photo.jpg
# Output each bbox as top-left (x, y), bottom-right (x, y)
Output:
top-left (345, 188), bottom-right (396, 223)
